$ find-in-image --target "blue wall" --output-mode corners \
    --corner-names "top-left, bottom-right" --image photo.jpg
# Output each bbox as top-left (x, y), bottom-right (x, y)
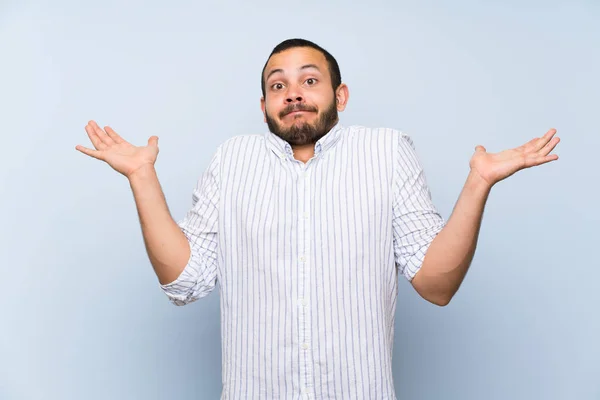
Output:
top-left (0, 1), bottom-right (597, 398)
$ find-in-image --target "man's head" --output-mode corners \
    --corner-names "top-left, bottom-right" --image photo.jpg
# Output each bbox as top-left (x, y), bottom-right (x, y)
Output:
top-left (260, 38), bottom-right (349, 146)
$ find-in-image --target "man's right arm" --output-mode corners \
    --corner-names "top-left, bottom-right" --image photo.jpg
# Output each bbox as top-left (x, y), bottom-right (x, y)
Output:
top-left (76, 121), bottom-right (220, 305)
top-left (128, 150), bottom-right (222, 306)
top-left (128, 164), bottom-right (191, 285)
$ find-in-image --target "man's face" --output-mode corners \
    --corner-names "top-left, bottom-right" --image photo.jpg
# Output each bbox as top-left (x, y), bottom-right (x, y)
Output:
top-left (261, 47), bottom-right (348, 146)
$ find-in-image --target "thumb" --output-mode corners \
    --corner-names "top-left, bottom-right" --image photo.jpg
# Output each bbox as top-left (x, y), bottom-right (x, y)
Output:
top-left (148, 136), bottom-right (159, 147)
top-left (475, 145), bottom-right (486, 153)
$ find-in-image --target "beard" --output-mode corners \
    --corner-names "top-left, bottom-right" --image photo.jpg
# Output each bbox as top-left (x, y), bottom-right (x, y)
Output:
top-left (265, 99), bottom-right (339, 146)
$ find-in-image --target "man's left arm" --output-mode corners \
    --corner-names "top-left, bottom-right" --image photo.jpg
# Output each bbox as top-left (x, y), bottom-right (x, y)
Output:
top-left (411, 170), bottom-right (490, 306)
top-left (411, 128), bottom-right (560, 306)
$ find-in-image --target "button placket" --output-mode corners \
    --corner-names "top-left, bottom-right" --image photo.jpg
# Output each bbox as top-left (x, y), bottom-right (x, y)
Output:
top-left (297, 163), bottom-right (314, 396)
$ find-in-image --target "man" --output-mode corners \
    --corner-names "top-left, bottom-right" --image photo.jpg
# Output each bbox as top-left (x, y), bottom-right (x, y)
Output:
top-left (76, 38), bottom-right (560, 399)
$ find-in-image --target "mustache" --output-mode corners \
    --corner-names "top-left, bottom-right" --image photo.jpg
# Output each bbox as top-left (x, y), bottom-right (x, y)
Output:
top-left (279, 104), bottom-right (318, 118)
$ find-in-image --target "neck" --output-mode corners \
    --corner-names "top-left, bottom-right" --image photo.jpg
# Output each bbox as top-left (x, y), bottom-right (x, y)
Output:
top-left (291, 143), bottom-right (315, 163)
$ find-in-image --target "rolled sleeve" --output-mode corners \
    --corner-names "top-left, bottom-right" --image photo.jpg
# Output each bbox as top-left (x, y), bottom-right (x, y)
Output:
top-left (160, 147), bottom-right (221, 305)
top-left (392, 133), bottom-right (445, 281)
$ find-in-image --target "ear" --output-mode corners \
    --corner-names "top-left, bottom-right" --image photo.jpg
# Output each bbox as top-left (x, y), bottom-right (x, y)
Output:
top-left (335, 83), bottom-right (349, 112)
top-left (260, 96), bottom-right (267, 123)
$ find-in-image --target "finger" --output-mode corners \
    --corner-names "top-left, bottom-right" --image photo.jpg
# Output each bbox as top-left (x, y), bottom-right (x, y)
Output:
top-left (148, 135), bottom-right (159, 147)
top-left (531, 128), bottom-right (558, 152)
top-left (538, 136), bottom-right (560, 156)
top-left (525, 153), bottom-right (559, 168)
top-left (85, 124), bottom-right (107, 150)
top-left (75, 144), bottom-right (104, 160)
top-left (475, 145), bottom-right (486, 152)
top-left (89, 120), bottom-right (115, 146)
top-left (105, 126), bottom-right (125, 144)
top-left (543, 128), bottom-right (558, 139)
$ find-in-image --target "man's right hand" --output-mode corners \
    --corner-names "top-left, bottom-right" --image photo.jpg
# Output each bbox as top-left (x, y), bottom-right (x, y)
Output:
top-left (76, 120), bottom-right (159, 179)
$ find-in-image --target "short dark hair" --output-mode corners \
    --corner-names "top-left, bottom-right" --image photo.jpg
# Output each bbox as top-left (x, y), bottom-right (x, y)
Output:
top-left (261, 38), bottom-right (342, 98)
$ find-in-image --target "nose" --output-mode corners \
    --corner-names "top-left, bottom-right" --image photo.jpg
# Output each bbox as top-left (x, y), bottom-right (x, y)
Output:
top-left (286, 95), bottom-right (303, 103)
top-left (285, 86), bottom-right (303, 103)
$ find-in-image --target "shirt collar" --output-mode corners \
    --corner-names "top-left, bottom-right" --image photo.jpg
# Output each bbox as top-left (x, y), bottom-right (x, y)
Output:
top-left (265, 122), bottom-right (344, 160)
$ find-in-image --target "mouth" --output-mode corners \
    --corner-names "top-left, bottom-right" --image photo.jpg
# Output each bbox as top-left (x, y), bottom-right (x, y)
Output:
top-left (280, 105), bottom-right (317, 119)
top-left (283, 109), bottom-right (315, 119)
top-left (287, 110), bottom-right (308, 116)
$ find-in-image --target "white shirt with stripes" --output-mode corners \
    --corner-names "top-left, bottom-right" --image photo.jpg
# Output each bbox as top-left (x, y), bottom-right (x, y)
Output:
top-left (160, 122), bottom-right (446, 399)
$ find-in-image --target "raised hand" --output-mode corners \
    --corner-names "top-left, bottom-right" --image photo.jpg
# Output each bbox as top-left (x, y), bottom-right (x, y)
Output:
top-left (76, 121), bottom-right (159, 178)
top-left (469, 128), bottom-right (560, 187)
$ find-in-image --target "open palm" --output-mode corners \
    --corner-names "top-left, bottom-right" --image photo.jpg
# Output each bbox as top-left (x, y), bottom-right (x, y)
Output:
top-left (469, 128), bottom-right (560, 186)
top-left (76, 121), bottom-right (159, 178)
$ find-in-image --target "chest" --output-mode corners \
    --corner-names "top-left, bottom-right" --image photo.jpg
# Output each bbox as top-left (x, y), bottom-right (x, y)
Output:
top-left (219, 148), bottom-right (394, 243)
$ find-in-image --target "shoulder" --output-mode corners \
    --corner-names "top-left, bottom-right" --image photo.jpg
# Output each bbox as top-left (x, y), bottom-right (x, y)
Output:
top-left (210, 133), bottom-right (267, 159)
top-left (200, 134), bottom-right (266, 169)
top-left (219, 133), bottom-right (265, 149)
top-left (342, 124), bottom-right (416, 147)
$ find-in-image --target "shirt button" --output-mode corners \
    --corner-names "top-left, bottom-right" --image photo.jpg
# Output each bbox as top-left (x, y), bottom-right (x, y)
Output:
top-left (303, 211), bottom-right (309, 219)
top-left (302, 343), bottom-right (310, 350)
top-left (299, 255), bottom-right (306, 262)
top-left (299, 298), bottom-right (308, 306)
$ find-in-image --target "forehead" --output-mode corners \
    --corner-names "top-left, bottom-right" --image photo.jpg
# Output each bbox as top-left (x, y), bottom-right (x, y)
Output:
top-left (264, 47), bottom-right (328, 78)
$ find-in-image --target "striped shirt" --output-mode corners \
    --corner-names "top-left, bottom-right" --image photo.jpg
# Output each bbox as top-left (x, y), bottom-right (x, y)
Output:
top-left (160, 123), bottom-right (446, 399)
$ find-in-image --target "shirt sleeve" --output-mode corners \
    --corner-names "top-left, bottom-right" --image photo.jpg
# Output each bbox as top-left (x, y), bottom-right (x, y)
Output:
top-left (392, 132), bottom-right (446, 281)
top-left (160, 146), bottom-right (221, 306)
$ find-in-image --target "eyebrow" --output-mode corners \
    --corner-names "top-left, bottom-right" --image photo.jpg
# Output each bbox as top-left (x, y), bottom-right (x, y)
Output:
top-left (265, 64), bottom-right (321, 81)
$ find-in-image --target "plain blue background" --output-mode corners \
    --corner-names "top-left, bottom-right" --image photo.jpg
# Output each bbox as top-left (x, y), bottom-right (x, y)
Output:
top-left (1, 0), bottom-right (598, 399)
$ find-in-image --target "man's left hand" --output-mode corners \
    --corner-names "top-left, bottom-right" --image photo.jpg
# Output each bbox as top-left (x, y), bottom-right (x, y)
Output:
top-left (469, 128), bottom-right (560, 187)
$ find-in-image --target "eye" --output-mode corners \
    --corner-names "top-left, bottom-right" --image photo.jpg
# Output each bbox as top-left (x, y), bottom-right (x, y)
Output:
top-left (305, 78), bottom-right (317, 85)
top-left (271, 83), bottom-right (284, 90)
